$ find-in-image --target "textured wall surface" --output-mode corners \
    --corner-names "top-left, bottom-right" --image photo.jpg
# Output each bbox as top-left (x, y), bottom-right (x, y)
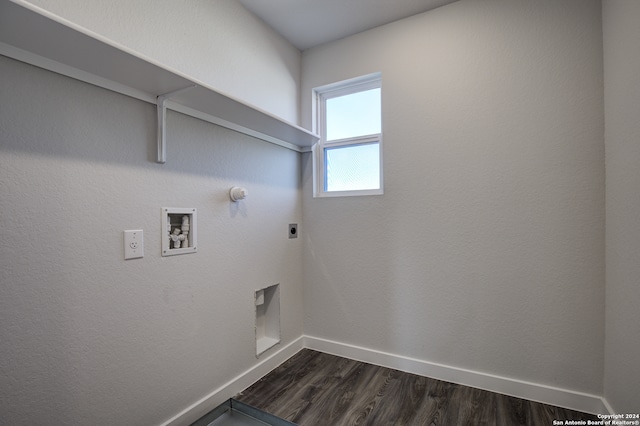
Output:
top-left (301, 0), bottom-right (605, 395)
top-left (603, 0), bottom-right (640, 414)
top-left (0, 56), bottom-right (303, 425)
top-left (24, 0), bottom-right (302, 124)
top-left (4, 0), bottom-right (631, 421)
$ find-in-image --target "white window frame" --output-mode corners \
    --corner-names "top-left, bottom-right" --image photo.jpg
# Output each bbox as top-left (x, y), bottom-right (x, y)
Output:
top-left (312, 73), bottom-right (383, 198)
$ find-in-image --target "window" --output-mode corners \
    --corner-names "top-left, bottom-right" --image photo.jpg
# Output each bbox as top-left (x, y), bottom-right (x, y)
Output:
top-left (313, 74), bottom-right (382, 197)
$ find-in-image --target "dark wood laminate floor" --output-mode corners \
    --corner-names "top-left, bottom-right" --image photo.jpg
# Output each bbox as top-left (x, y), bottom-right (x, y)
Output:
top-left (235, 349), bottom-right (598, 426)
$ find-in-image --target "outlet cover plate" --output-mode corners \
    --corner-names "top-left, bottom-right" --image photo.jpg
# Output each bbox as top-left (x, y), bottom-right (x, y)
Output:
top-left (124, 230), bottom-right (144, 260)
top-left (289, 223), bottom-right (298, 239)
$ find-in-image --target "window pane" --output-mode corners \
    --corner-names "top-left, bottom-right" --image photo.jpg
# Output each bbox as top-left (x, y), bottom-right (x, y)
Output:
top-left (325, 143), bottom-right (380, 192)
top-left (326, 88), bottom-right (381, 141)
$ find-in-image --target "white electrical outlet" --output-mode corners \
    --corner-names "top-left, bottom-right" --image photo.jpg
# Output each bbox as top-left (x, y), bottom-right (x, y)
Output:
top-left (124, 230), bottom-right (144, 260)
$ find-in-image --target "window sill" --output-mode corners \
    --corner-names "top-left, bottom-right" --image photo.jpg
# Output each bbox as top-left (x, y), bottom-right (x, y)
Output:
top-left (313, 188), bottom-right (384, 198)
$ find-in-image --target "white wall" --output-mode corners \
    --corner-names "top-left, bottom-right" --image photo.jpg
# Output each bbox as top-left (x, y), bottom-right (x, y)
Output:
top-left (301, 0), bottom-right (605, 396)
top-left (23, 0), bottom-right (301, 124)
top-left (0, 54), bottom-right (303, 426)
top-left (603, 0), bottom-right (640, 414)
top-left (3, 0), bottom-right (631, 421)
top-left (0, 2), bottom-right (305, 424)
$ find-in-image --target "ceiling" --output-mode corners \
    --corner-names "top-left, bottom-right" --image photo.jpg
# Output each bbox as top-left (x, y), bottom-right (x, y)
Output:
top-left (238, 0), bottom-right (460, 51)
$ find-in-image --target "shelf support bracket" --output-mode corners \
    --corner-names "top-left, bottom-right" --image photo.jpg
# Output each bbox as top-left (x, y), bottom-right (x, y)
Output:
top-left (157, 85), bottom-right (197, 164)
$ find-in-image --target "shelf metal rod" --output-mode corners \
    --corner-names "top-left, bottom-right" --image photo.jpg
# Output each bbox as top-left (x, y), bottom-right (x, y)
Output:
top-left (157, 85), bottom-right (197, 163)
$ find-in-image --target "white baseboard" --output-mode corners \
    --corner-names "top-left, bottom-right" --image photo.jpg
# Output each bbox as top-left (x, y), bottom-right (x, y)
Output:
top-left (601, 397), bottom-right (616, 416)
top-left (160, 336), bottom-right (304, 426)
top-left (161, 334), bottom-right (611, 425)
top-left (303, 335), bottom-right (610, 416)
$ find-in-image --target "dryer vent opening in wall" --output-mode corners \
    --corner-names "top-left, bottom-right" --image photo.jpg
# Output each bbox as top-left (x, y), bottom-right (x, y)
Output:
top-left (255, 284), bottom-right (280, 357)
top-left (162, 208), bottom-right (197, 257)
